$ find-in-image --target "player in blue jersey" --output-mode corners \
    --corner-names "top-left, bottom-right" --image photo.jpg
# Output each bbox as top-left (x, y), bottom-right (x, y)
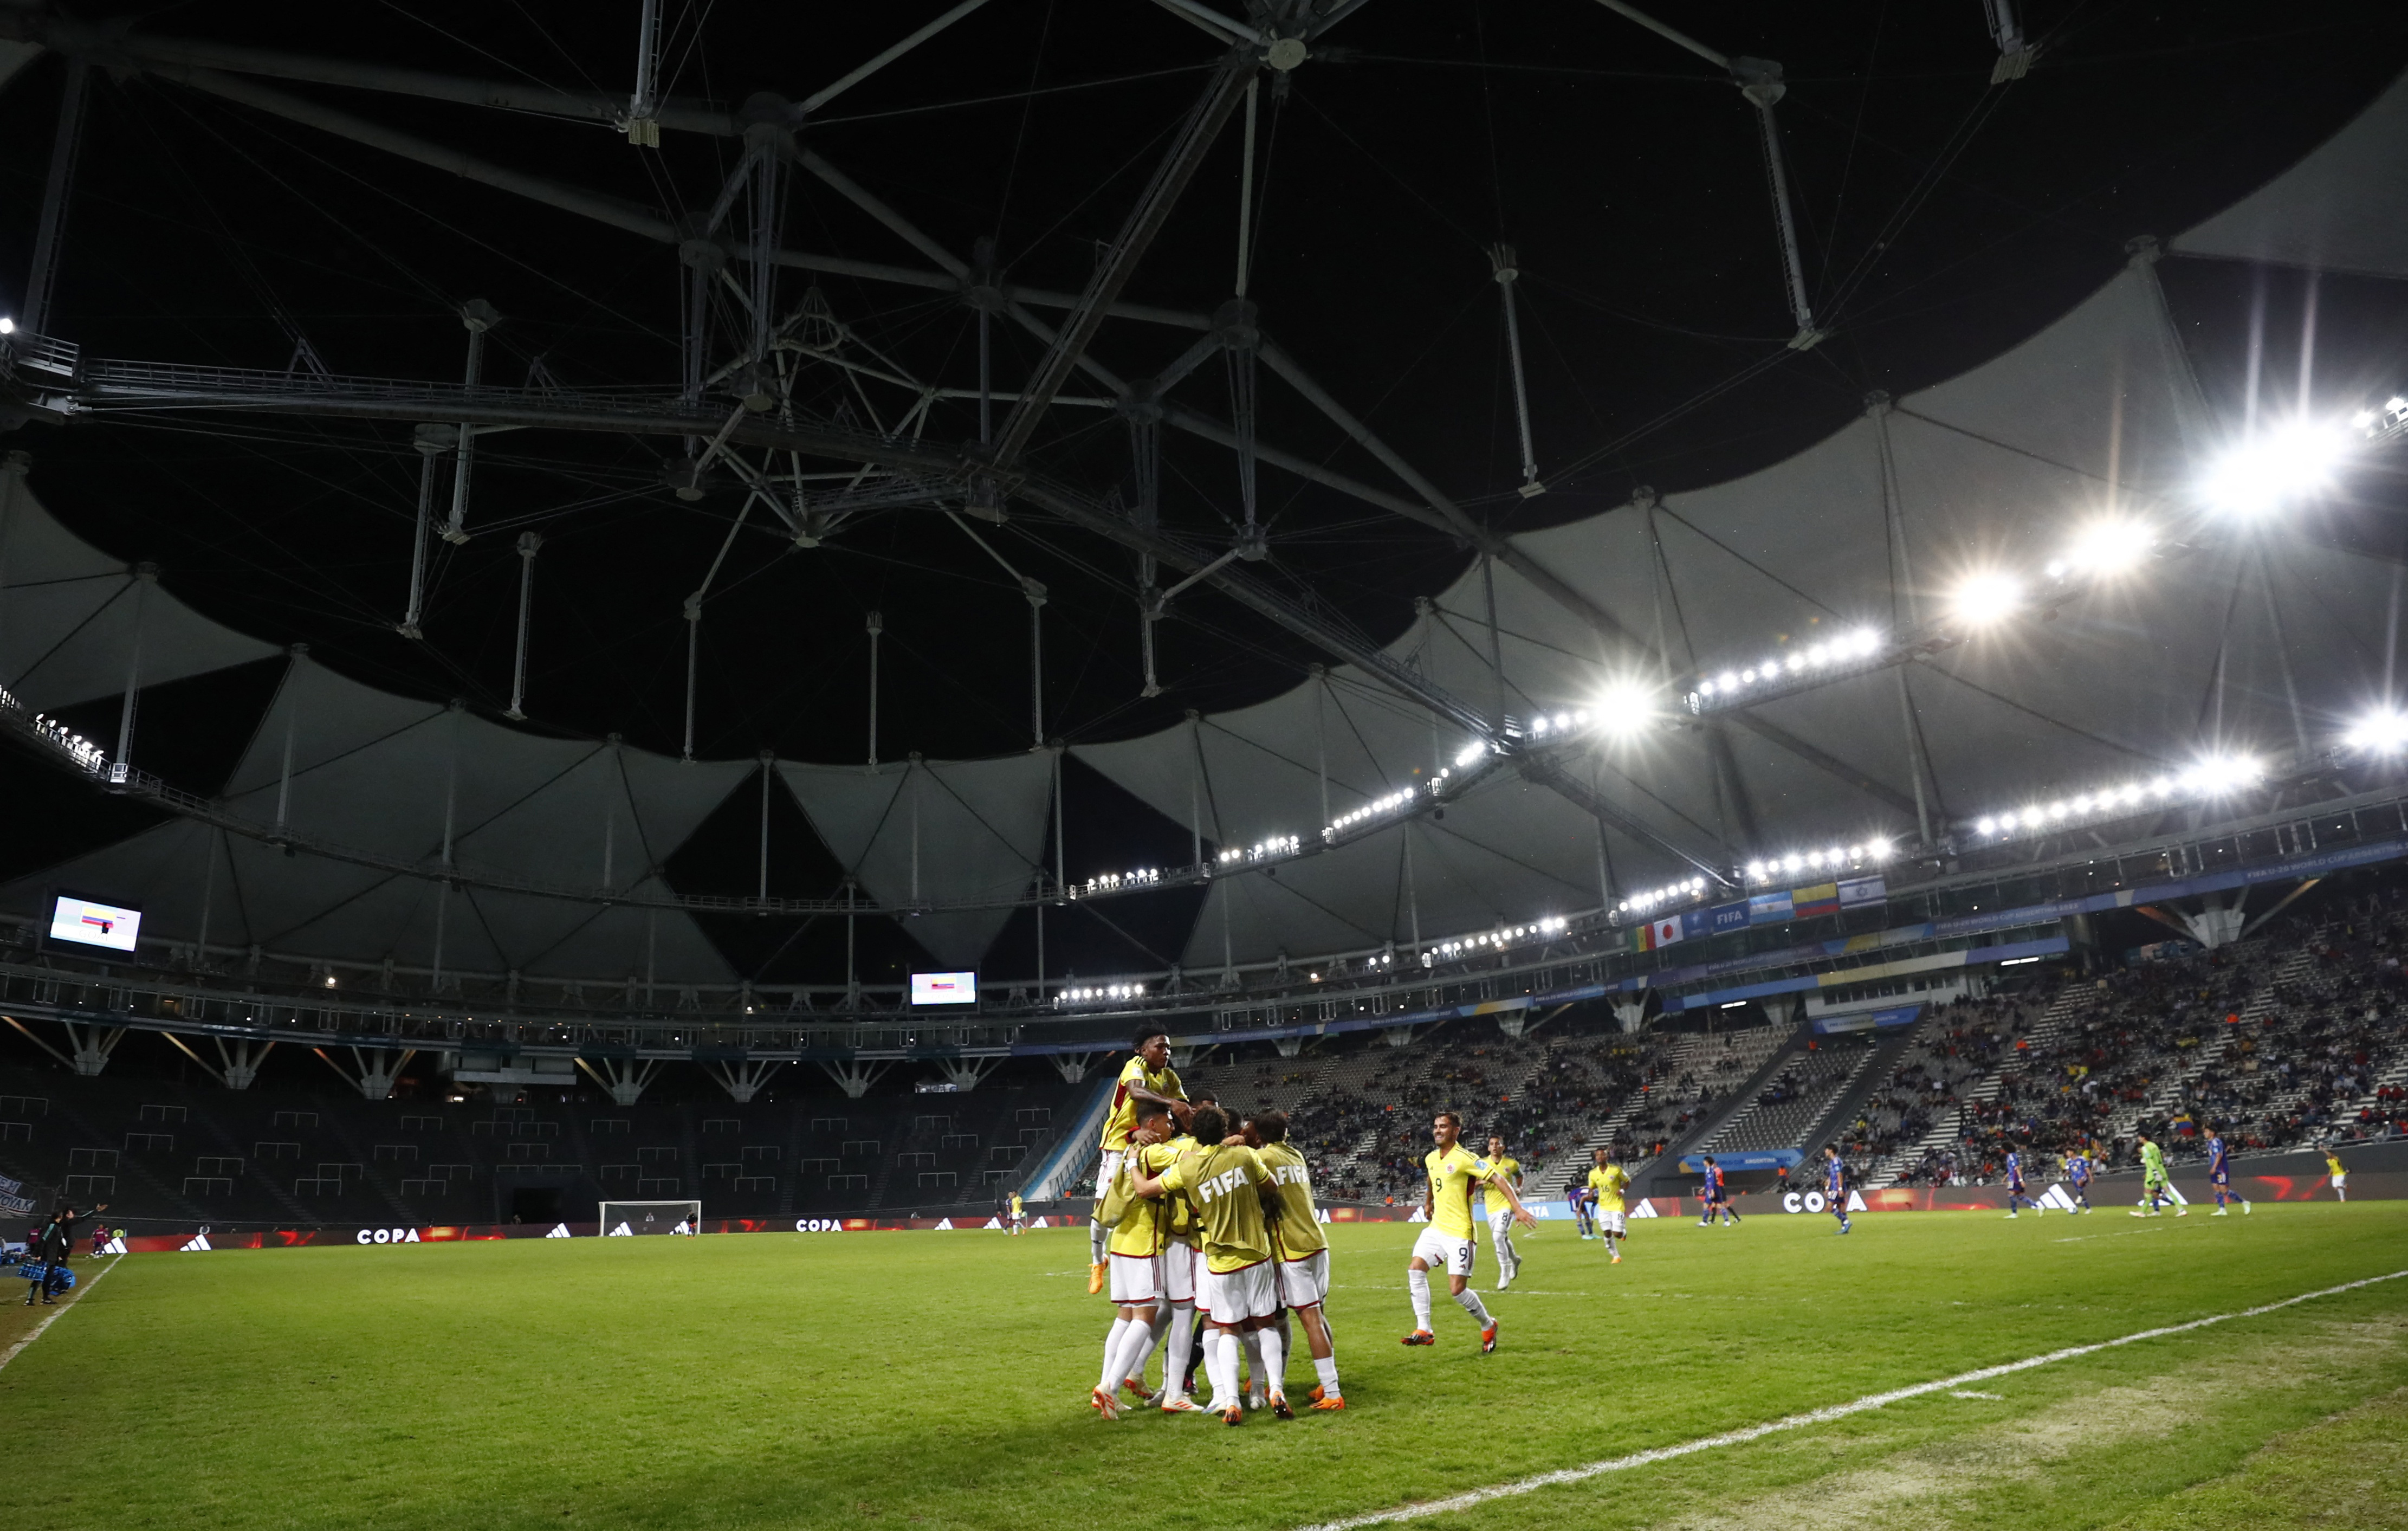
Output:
top-left (1571, 1179), bottom-right (1597, 1240)
top-left (2063, 1150), bottom-right (2093, 1213)
top-left (1697, 1156), bottom-right (1739, 1226)
top-left (2205, 1127), bottom-right (2250, 1216)
top-left (1821, 1145), bottom-right (1852, 1233)
top-left (2002, 1148), bottom-right (2045, 1218)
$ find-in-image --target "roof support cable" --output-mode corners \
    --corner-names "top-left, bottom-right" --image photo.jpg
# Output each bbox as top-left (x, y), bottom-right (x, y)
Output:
top-left (504, 531), bottom-right (541, 720)
top-left (397, 424), bottom-right (450, 638)
top-left (21, 59), bottom-right (91, 337)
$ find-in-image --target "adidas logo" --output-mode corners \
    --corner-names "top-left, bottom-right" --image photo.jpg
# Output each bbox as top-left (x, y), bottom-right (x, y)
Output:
top-left (1031, 1216), bottom-right (1048, 1229)
top-left (607, 1222), bottom-right (633, 1237)
top-left (545, 1223), bottom-right (573, 1238)
top-left (99, 1237), bottom-right (127, 1255)
top-left (2038, 1184), bottom-right (2081, 1213)
top-left (1630, 1200), bottom-right (1660, 1219)
top-left (983, 1217), bottom-right (1004, 1229)
top-left (933, 1218), bottom-right (955, 1230)
top-left (671, 1220), bottom-right (694, 1236)
top-left (1407, 1207), bottom-right (1429, 1223)
top-left (179, 1234), bottom-right (212, 1252)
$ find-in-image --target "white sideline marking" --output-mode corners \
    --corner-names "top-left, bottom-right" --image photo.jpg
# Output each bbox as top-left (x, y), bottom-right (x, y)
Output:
top-left (1295, 1268), bottom-right (2408, 1531)
top-left (0, 1255), bottom-right (122, 1373)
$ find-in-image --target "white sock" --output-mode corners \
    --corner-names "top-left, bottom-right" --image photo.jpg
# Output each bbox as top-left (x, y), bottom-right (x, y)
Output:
top-left (1099, 1316), bottom-right (1131, 1392)
top-left (1408, 1267), bottom-right (1433, 1330)
top-left (1498, 1230), bottom-right (1517, 1268)
top-left (1111, 1314), bottom-right (1160, 1393)
top-left (1258, 1324), bottom-right (1287, 1397)
top-left (1455, 1287), bottom-right (1492, 1326)
top-left (1240, 1329), bottom-right (1267, 1396)
top-left (1205, 1328), bottom-right (1241, 1410)
top-left (1161, 1303), bottom-right (1195, 1393)
top-left (1313, 1354), bottom-right (1342, 1399)
top-left (1089, 1222), bottom-right (1108, 1262)
top-left (1274, 1311), bottom-right (1294, 1386)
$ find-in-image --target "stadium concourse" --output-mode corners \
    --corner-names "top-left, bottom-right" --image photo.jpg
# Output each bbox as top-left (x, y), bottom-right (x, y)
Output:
top-left (4, 3), bottom-right (2408, 1527)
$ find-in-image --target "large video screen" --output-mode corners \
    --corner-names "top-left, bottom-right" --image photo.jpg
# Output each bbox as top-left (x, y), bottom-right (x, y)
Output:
top-left (910, 971), bottom-right (977, 1006)
top-left (50, 895), bottom-right (141, 953)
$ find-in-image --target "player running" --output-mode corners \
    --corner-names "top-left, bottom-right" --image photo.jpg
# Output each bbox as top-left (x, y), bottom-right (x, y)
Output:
top-left (1479, 1135), bottom-right (1526, 1289)
top-left (1571, 1177), bottom-right (1598, 1240)
top-left (2003, 1148), bottom-right (2044, 1218)
top-left (2324, 1147), bottom-right (2347, 1201)
top-left (1090, 1102), bottom-right (1174, 1420)
top-left (1248, 1110), bottom-right (1344, 1412)
top-left (1697, 1155), bottom-right (1738, 1226)
top-left (1586, 1148), bottom-right (1633, 1264)
top-left (2062, 1149), bottom-right (2093, 1213)
top-left (1090, 1029), bottom-right (1190, 1293)
top-left (1821, 1144), bottom-right (1852, 1233)
top-left (2131, 1131), bottom-right (2186, 1217)
top-left (1130, 1105), bottom-right (1287, 1425)
top-left (1009, 1191), bottom-right (1027, 1235)
top-left (1402, 1112), bottom-right (1536, 1353)
top-left (2206, 1127), bottom-right (2249, 1216)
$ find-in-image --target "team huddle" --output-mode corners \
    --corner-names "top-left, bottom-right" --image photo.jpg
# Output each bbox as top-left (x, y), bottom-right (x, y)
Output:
top-left (1081, 1030), bottom-right (1572, 1422)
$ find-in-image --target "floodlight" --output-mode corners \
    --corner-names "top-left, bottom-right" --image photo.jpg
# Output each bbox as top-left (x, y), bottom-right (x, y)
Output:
top-left (1950, 571), bottom-right (2023, 628)
top-left (0, 318), bottom-right (15, 335)
top-left (2345, 709), bottom-right (2408, 753)
top-left (2201, 419), bottom-right (2350, 515)
top-left (1594, 679), bottom-right (1658, 735)
top-left (2062, 517), bottom-right (2153, 577)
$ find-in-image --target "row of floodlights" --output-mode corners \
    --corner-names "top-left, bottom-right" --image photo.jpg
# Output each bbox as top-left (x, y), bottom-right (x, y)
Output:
top-left (1744, 840), bottom-right (1893, 884)
top-left (1326, 783), bottom-right (1438, 837)
top-left (1054, 983), bottom-right (1147, 1006)
top-left (24, 710), bottom-right (107, 770)
top-left (1619, 877), bottom-right (1709, 916)
top-left (1970, 754), bottom-right (2262, 841)
top-left (1218, 835), bottom-right (1302, 865)
top-left (1425, 914), bottom-right (1570, 960)
top-left (1694, 628), bottom-right (1884, 702)
top-left (1074, 867), bottom-right (1162, 898)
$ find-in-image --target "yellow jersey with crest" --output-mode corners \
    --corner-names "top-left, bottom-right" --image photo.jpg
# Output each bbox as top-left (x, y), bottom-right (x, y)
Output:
top-left (1255, 1141), bottom-right (1327, 1258)
top-left (1587, 1162), bottom-right (1630, 1213)
top-left (1156, 1143), bottom-right (1273, 1273)
top-left (1475, 1154), bottom-right (1522, 1211)
top-left (1099, 1152), bottom-right (1166, 1258)
top-left (1099, 1056), bottom-right (1184, 1151)
top-left (1138, 1136), bottom-right (1200, 1246)
top-left (1424, 1144), bottom-right (1500, 1238)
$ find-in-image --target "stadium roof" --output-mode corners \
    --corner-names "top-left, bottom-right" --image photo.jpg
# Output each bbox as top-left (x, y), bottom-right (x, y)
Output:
top-left (2, 6), bottom-right (2406, 987)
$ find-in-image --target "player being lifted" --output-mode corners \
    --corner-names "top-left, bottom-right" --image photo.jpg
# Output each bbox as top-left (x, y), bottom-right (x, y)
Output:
top-left (1402, 1112), bottom-right (1536, 1353)
top-left (1587, 1147), bottom-right (1632, 1263)
top-left (1479, 1135), bottom-right (1526, 1290)
top-left (2132, 1131), bottom-right (2186, 1217)
top-left (2063, 1147), bottom-right (2094, 1212)
top-left (2207, 1126), bottom-right (2250, 1216)
top-left (1247, 1110), bottom-right (1345, 1411)
top-left (2002, 1148), bottom-right (2044, 1218)
top-left (1090, 1029), bottom-right (1190, 1294)
top-left (1090, 1101), bottom-right (1175, 1419)
top-left (1821, 1144), bottom-right (1853, 1234)
top-left (1697, 1155), bottom-right (1738, 1226)
top-left (1130, 1105), bottom-right (1288, 1425)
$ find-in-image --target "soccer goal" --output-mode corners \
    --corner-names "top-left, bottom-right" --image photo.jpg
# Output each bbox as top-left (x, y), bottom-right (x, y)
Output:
top-left (598, 1199), bottom-right (702, 1237)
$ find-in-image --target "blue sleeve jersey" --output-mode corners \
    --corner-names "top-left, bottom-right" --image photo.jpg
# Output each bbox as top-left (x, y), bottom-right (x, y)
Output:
top-left (1825, 1159), bottom-right (1846, 1194)
top-left (2208, 1137), bottom-right (2229, 1178)
top-left (1701, 1166), bottom-right (1722, 1199)
top-left (2068, 1155), bottom-right (2090, 1183)
top-left (2005, 1152), bottom-right (2023, 1186)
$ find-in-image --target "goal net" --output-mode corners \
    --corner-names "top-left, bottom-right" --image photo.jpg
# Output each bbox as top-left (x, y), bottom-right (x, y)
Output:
top-left (598, 1199), bottom-right (703, 1237)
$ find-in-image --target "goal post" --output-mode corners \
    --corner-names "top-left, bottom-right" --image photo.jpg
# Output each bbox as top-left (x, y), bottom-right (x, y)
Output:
top-left (598, 1199), bottom-right (703, 1236)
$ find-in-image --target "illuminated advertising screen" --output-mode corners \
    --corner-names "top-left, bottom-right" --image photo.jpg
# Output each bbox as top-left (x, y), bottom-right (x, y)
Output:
top-left (910, 971), bottom-right (977, 1006)
top-left (50, 894), bottom-right (142, 952)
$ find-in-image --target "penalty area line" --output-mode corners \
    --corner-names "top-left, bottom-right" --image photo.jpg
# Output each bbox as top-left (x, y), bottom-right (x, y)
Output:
top-left (0, 1255), bottom-right (122, 1374)
top-left (1294, 1267), bottom-right (2408, 1531)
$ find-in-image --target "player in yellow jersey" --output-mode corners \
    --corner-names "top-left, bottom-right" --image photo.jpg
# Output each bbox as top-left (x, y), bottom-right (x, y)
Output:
top-left (1008, 1191), bottom-right (1026, 1235)
top-left (2325, 1147), bottom-right (2348, 1201)
top-left (1403, 1112), bottom-right (1536, 1352)
top-left (1478, 1134), bottom-right (1527, 1290)
top-left (1246, 1110), bottom-right (1344, 1410)
top-left (1089, 1029), bottom-right (1189, 1291)
top-left (1120, 1109), bottom-right (1209, 1414)
top-left (1585, 1147), bottom-right (1633, 1263)
top-left (1131, 1105), bottom-right (1289, 1424)
top-left (1089, 1102), bottom-right (1174, 1419)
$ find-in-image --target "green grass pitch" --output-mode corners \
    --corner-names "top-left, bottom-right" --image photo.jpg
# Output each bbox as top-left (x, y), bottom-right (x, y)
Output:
top-left (4, 1205), bottom-right (2406, 1530)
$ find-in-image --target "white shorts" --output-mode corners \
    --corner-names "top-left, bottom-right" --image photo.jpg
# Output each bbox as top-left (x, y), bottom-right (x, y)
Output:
top-left (2331, 1173), bottom-right (2347, 1190)
top-left (1412, 1226), bottom-right (1477, 1277)
top-left (1160, 1241), bottom-right (1196, 1304)
top-left (1196, 1260), bottom-right (1279, 1324)
top-left (1596, 1208), bottom-right (1627, 1236)
top-left (1487, 1207), bottom-right (1517, 1239)
top-left (1277, 1249), bottom-right (1330, 1309)
top-left (1094, 1148), bottom-right (1125, 1198)
top-left (1108, 1252), bottom-right (1162, 1304)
